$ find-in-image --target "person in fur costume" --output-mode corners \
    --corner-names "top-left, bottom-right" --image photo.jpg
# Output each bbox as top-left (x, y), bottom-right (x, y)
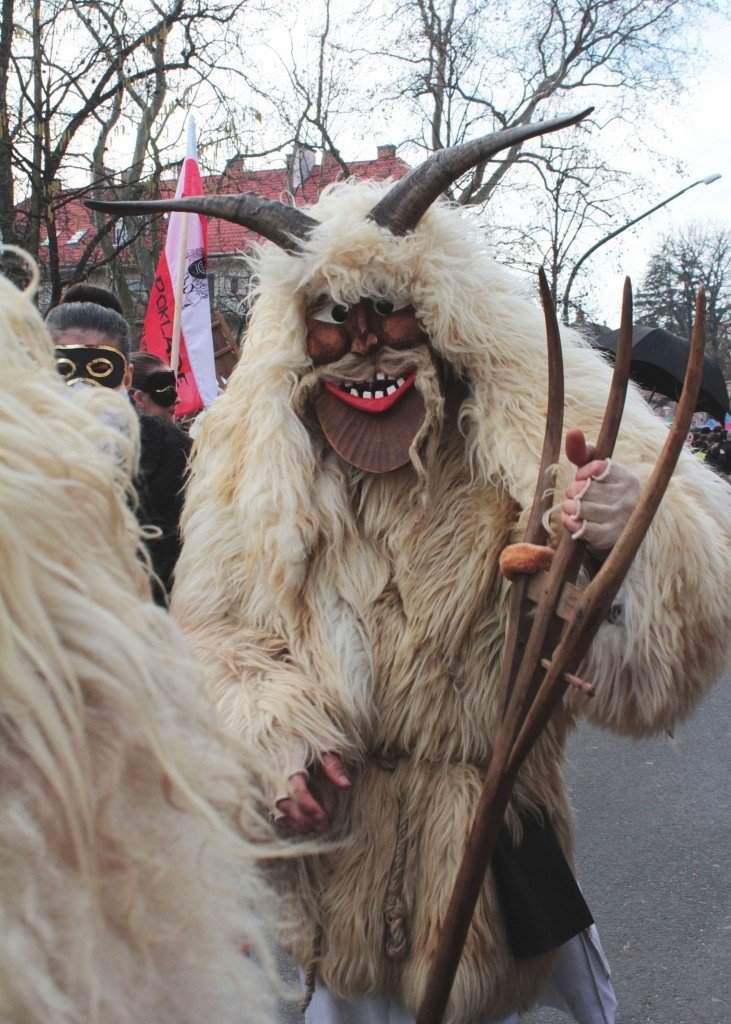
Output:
top-left (0, 255), bottom-right (280, 1024)
top-left (90, 113), bottom-right (731, 1022)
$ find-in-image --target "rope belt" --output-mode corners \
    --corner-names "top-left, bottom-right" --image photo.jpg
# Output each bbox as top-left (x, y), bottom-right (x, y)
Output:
top-left (383, 784), bottom-right (410, 961)
top-left (373, 747), bottom-right (489, 963)
top-left (302, 746), bottom-right (494, 1006)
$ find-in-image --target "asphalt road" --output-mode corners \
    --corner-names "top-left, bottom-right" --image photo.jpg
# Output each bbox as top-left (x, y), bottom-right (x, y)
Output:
top-left (527, 673), bottom-right (731, 1024)
top-left (277, 674), bottom-right (731, 1024)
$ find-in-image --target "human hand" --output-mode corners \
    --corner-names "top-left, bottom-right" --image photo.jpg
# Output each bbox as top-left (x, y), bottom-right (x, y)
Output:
top-left (560, 428), bottom-right (641, 553)
top-left (276, 752), bottom-right (351, 834)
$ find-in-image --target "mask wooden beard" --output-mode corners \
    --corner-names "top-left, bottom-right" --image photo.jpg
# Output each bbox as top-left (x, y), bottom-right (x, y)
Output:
top-left (306, 298), bottom-right (432, 474)
top-left (314, 373), bottom-right (426, 474)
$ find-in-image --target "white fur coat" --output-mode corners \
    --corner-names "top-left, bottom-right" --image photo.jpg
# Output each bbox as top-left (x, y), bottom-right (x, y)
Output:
top-left (173, 183), bottom-right (731, 1022)
top-left (0, 270), bottom-right (279, 1024)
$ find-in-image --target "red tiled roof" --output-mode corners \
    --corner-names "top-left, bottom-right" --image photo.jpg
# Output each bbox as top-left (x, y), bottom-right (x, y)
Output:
top-left (39, 150), bottom-right (411, 264)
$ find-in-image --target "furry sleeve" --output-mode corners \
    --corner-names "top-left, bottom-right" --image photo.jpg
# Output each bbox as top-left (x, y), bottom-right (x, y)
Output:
top-left (469, 333), bottom-right (731, 739)
top-left (576, 443), bottom-right (731, 736)
top-left (551, 373), bottom-right (731, 737)
top-left (171, 392), bottom-right (361, 803)
top-left (171, 604), bottom-right (358, 790)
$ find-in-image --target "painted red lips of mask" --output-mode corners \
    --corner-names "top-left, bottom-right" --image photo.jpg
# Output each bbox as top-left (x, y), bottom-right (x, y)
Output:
top-left (315, 370), bottom-right (426, 474)
top-left (324, 370), bottom-right (417, 413)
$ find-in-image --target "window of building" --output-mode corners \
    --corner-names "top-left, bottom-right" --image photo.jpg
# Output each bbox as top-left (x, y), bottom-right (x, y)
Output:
top-left (229, 275), bottom-right (240, 295)
top-left (66, 228), bottom-right (88, 246)
top-left (114, 219), bottom-right (129, 247)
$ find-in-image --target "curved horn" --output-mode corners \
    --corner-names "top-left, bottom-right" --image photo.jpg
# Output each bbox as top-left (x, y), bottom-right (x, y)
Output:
top-left (369, 107), bottom-right (594, 235)
top-left (85, 193), bottom-right (318, 253)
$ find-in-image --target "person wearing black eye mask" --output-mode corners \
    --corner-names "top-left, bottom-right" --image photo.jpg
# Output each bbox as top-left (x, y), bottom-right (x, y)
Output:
top-left (47, 299), bottom-right (133, 392)
top-left (46, 296), bottom-right (191, 603)
top-left (129, 351), bottom-right (178, 422)
top-left (127, 351), bottom-right (192, 602)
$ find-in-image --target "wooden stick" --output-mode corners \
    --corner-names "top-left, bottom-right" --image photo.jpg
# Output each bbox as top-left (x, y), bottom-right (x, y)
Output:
top-left (500, 279), bottom-right (634, 761)
top-left (170, 213), bottom-right (190, 377)
top-left (414, 279), bottom-right (645, 1024)
top-left (594, 277), bottom-right (634, 454)
top-left (500, 267), bottom-right (564, 715)
top-left (507, 288), bottom-right (706, 777)
top-left (540, 658), bottom-right (594, 696)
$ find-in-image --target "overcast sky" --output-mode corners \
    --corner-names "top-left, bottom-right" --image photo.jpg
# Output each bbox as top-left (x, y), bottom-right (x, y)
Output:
top-left (267, 4), bottom-right (731, 328)
top-left (579, 7), bottom-right (731, 324)
top-left (245, 3), bottom-right (731, 327)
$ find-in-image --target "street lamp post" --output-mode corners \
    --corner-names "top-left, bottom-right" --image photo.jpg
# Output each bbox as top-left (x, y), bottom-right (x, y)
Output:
top-left (561, 173), bottom-right (722, 324)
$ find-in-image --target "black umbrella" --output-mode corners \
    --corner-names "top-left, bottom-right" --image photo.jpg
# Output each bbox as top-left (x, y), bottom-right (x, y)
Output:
top-left (594, 324), bottom-right (729, 420)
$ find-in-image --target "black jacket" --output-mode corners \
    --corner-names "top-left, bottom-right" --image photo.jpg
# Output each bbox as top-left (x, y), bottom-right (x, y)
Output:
top-left (706, 440), bottom-right (731, 477)
top-left (135, 415), bottom-right (192, 602)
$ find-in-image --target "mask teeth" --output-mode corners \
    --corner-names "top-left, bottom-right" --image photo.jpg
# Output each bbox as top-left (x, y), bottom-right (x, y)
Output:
top-left (339, 373), bottom-right (408, 400)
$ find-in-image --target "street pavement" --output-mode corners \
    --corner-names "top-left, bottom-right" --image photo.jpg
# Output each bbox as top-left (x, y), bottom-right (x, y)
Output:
top-left (526, 672), bottom-right (731, 1023)
top-left (277, 673), bottom-right (731, 1024)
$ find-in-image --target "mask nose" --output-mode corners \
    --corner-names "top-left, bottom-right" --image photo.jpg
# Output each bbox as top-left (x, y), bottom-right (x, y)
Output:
top-left (350, 303), bottom-right (380, 355)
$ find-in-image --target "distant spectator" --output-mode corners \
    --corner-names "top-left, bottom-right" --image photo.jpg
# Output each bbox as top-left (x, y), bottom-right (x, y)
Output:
top-left (129, 351), bottom-right (178, 423)
top-left (706, 433), bottom-right (731, 480)
top-left (46, 300), bottom-right (132, 391)
top-left (46, 297), bottom-right (191, 602)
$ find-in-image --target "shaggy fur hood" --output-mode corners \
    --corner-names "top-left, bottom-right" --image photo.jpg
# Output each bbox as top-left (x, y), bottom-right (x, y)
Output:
top-left (182, 181), bottom-right (731, 712)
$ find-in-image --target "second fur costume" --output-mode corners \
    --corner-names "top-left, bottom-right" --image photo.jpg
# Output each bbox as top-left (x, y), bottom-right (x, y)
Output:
top-left (169, 139), bottom-right (731, 1020)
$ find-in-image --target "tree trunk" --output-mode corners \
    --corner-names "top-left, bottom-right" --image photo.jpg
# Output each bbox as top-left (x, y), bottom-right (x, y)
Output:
top-left (0, 0), bottom-right (16, 245)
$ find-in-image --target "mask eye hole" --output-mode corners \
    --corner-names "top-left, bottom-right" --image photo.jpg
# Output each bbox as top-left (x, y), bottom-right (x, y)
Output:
top-left (332, 304), bottom-right (349, 323)
top-left (311, 300), bottom-right (350, 325)
top-left (56, 357), bottom-right (75, 379)
top-left (87, 357), bottom-right (114, 378)
top-left (373, 297), bottom-right (410, 317)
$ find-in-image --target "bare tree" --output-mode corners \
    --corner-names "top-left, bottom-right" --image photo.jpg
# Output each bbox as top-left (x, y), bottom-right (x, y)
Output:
top-left (250, 0), bottom-right (715, 314)
top-left (3, 0), bottom-right (257, 309)
top-left (636, 223), bottom-right (731, 373)
top-left (373, 0), bottom-right (707, 205)
top-left (6, 0), bottom-right (718, 321)
top-left (490, 131), bottom-right (633, 309)
top-left (286, 0), bottom-right (352, 178)
top-left (241, 0), bottom-right (365, 186)
top-left (0, 0), bottom-right (16, 248)
top-left (349, 0), bottom-right (720, 321)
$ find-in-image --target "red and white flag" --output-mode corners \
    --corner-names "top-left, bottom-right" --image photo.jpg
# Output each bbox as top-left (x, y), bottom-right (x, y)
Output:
top-left (141, 117), bottom-right (217, 416)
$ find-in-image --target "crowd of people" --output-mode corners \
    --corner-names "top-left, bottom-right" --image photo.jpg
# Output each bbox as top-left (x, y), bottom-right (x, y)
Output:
top-left (688, 424), bottom-right (731, 477)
